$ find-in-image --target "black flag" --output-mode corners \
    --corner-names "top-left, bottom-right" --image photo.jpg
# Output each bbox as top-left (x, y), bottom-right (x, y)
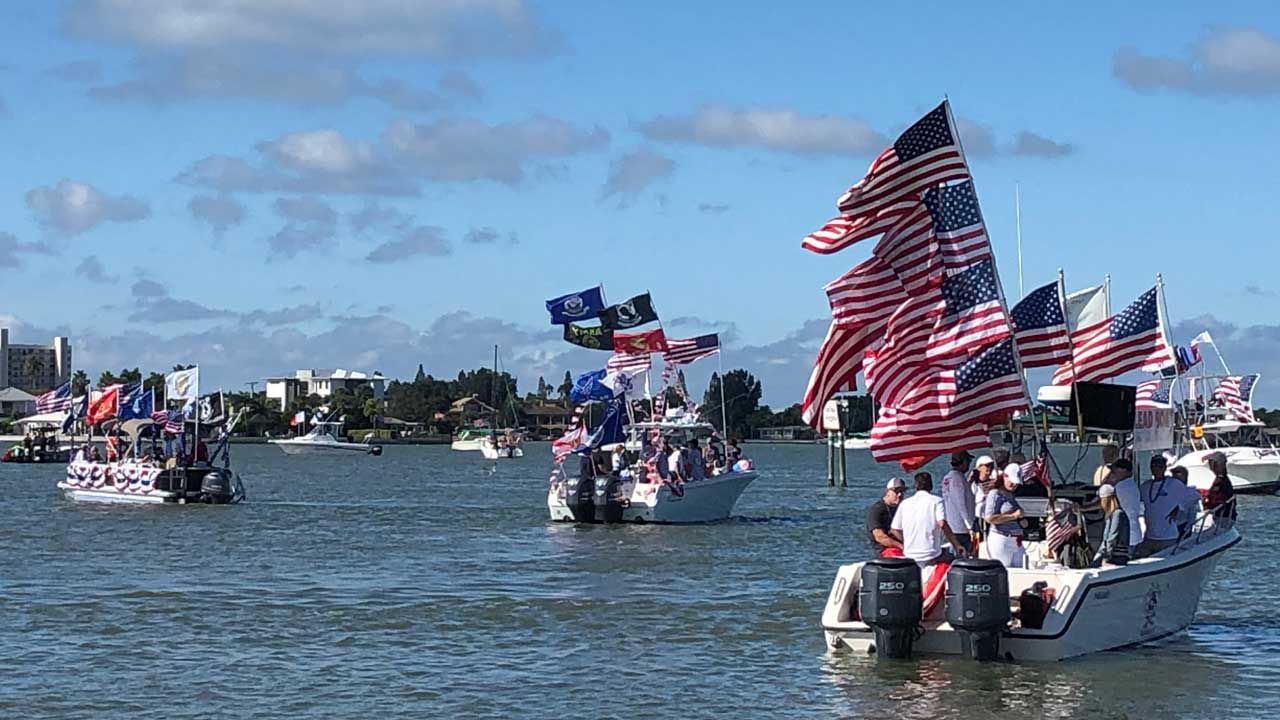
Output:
top-left (185, 392), bottom-right (225, 424)
top-left (563, 323), bottom-right (614, 350)
top-left (600, 293), bottom-right (658, 330)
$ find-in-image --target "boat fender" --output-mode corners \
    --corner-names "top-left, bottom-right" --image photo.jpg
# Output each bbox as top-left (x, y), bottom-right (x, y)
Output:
top-left (369, 445), bottom-right (383, 456)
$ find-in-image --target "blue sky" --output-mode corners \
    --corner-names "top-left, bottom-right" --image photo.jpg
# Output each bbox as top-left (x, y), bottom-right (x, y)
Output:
top-left (0, 2), bottom-right (1278, 406)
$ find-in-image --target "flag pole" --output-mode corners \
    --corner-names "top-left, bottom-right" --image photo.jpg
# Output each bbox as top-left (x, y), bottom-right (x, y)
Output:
top-left (943, 97), bottom-right (1046, 462)
top-left (1059, 268), bottom-right (1087, 458)
top-left (716, 337), bottom-right (728, 438)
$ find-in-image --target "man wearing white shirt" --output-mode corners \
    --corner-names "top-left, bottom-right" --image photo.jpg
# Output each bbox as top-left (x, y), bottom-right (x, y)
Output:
top-left (1136, 455), bottom-right (1201, 557)
top-left (891, 471), bottom-right (967, 567)
top-left (941, 450), bottom-right (975, 550)
top-left (1107, 458), bottom-right (1144, 552)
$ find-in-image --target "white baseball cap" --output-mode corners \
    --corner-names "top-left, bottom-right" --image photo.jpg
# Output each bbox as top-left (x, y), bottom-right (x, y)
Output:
top-left (1098, 484), bottom-right (1116, 498)
top-left (1004, 464), bottom-right (1023, 484)
top-left (886, 477), bottom-right (907, 490)
top-left (975, 455), bottom-right (995, 467)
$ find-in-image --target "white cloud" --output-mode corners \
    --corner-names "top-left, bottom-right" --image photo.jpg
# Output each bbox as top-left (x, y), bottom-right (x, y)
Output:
top-left (366, 225), bottom-right (452, 263)
top-left (24, 179), bottom-right (150, 235)
top-left (1115, 27), bottom-right (1280, 96)
top-left (636, 107), bottom-right (888, 156)
top-left (74, 255), bottom-right (115, 283)
top-left (600, 149), bottom-right (674, 203)
top-left (188, 194), bottom-right (246, 235)
top-left (0, 232), bottom-right (56, 267)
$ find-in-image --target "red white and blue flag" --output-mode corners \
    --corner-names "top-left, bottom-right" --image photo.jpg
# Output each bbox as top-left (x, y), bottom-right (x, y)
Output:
top-left (663, 333), bottom-right (720, 365)
top-left (1009, 281), bottom-right (1072, 369)
top-left (35, 381), bottom-right (73, 414)
top-left (1135, 379), bottom-right (1172, 410)
top-left (1052, 286), bottom-right (1172, 385)
top-left (1213, 374), bottom-right (1259, 423)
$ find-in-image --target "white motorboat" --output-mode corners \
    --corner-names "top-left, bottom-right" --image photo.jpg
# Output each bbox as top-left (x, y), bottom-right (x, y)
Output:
top-left (821, 501), bottom-right (1239, 662)
top-left (450, 428), bottom-right (492, 451)
top-left (1173, 421), bottom-right (1280, 494)
top-left (269, 421), bottom-right (382, 455)
top-left (843, 433), bottom-right (872, 450)
top-left (549, 419), bottom-right (757, 524)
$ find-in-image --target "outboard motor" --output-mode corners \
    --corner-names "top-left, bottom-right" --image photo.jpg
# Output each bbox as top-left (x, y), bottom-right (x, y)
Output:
top-left (945, 558), bottom-right (1011, 661)
top-left (200, 469), bottom-right (235, 505)
top-left (857, 558), bottom-right (922, 659)
top-left (563, 475), bottom-right (596, 522)
top-left (368, 445), bottom-right (383, 456)
top-left (593, 475), bottom-right (626, 524)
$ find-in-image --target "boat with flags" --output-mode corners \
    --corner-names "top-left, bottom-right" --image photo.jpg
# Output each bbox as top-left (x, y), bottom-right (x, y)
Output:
top-left (269, 417), bottom-right (383, 456)
top-left (795, 100), bottom-right (1239, 660)
top-left (543, 286), bottom-right (757, 523)
top-left (479, 345), bottom-right (524, 460)
top-left (57, 366), bottom-right (246, 505)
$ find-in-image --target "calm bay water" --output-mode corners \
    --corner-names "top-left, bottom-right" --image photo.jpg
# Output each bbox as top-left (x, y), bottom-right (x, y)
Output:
top-left (2, 443), bottom-right (1277, 719)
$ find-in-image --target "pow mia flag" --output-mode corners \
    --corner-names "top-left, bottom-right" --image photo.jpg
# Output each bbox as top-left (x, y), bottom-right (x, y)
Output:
top-left (184, 391), bottom-right (226, 424)
top-left (564, 323), bottom-right (614, 350)
top-left (600, 293), bottom-right (658, 330)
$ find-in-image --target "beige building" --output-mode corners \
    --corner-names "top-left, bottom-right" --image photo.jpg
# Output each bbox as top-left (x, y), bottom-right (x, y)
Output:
top-left (0, 329), bottom-right (71, 394)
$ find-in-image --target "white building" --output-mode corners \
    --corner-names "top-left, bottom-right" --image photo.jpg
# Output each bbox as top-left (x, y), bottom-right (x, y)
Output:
top-left (0, 329), bottom-right (71, 394)
top-left (265, 369), bottom-right (386, 411)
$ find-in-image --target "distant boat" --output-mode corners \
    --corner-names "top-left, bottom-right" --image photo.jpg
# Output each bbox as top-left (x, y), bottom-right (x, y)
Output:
top-left (269, 420), bottom-right (382, 456)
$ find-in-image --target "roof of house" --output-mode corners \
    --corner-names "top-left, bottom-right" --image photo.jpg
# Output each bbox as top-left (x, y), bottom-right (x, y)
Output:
top-left (0, 387), bottom-right (38, 402)
top-left (449, 395), bottom-right (496, 413)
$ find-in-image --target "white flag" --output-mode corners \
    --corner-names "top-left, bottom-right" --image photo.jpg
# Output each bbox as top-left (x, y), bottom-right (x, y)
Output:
top-left (165, 367), bottom-right (200, 401)
top-left (1063, 284), bottom-right (1108, 333)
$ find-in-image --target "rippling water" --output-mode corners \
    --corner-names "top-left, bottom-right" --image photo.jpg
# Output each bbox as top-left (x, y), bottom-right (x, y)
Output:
top-left (2, 443), bottom-right (1277, 718)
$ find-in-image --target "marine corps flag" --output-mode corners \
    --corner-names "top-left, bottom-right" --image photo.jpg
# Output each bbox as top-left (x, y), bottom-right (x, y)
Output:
top-left (563, 322), bottom-right (614, 350)
top-left (612, 328), bottom-right (667, 354)
top-left (600, 293), bottom-right (659, 331)
top-left (87, 385), bottom-right (122, 426)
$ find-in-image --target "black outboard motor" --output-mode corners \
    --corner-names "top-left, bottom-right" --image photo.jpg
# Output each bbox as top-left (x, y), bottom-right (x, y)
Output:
top-left (563, 475), bottom-right (596, 522)
top-left (945, 558), bottom-right (1011, 661)
top-left (200, 470), bottom-right (235, 504)
top-left (857, 558), bottom-right (922, 659)
top-left (593, 475), bottom-right (626, 524)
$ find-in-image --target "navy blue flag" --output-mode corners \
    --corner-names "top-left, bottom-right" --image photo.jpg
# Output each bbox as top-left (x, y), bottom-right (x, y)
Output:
top-left (569, 369), bottom-right (614, 405)
top-left (61, 394), bottom-right (87, 434)
top-left (546, 286), bottom-right (606, 325)
top-left (577, 398), bottom-right (629, 453)
top-left (118, 386), bottom-right (155, 421)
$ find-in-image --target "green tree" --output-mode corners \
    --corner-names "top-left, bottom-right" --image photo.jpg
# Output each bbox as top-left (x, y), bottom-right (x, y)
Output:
top-left (23, 355), bottom-right (46, 390)
top-left (143, 371), bottom-right (166, 397)
top-left (98, 370), bottom-right (120, 388)
top-left (71, 369), bottom-right (89, 396)
top-left (701, 369), bottom-right (762, 440)
top-left (118, 368), bottom-right (142, 384)
top-left (558, 371), bottom-right (574, 405)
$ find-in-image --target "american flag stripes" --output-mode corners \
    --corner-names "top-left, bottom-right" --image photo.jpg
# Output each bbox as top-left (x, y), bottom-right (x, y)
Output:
top-left (800, 201), bottom-right (916, 255)
top-left (825, 255), bottom-right (907, 329)
top-left (1214, 374), bottom-right (1260, 423)
top-left (35, 382), bottom-right (73, 414)
top-left (1009, 282), bottom-right (1072, 368)
top-left (663, 334), bottom-right (720, 365)
top-left (869, 339), bottom-right (1027, 469)
top-left (835, 102), bottom-right (970, 227)
top-left (1045, 508), bottom-right (1080, 554)
top-left (1052, 287), bottom-right (1172, 385)
top-left (606, 351), bottom-right (652, 373)
top-left (800, 321), bottom-right (880, 427)
top-left (1135, 379), bottom-right (1172, 410)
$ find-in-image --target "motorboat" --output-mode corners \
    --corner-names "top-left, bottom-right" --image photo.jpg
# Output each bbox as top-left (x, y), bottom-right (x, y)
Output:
top-left (480, 430), bottom-right (524, 459)
top-left (58, 417), bottom-right (245, 505)
top-left (1173, 421), bottom-right (1280, 494)
top-left (269, 420), bottom-right (382, 455)
top-left (821, 500), bottom-right (1239, 661)
top-left (450, 427), bottom-right (493, 451)
top-left (843, 432), bottom-right (872, 450)
top-left (3, 425), bottom-right (74, 463)
top-left (548, 419), bottom-right (757, 524)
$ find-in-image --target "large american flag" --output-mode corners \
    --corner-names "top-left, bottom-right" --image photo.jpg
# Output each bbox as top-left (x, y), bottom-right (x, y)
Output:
top-left (663, 333), bottom-right (720, 365)
top-left (1214, 374), bottom-right (1259, 422)
top-left (800, 321), bottom-right (880, 428)
top-left (35, 381), bottom-right (73, 413)
top-left (799, 200), bottom-right (917, 255)
top-left (1135, 379), bottom-right (1172, 410)
top-left (606, 351), bottom-right (652, 372)
top-left (1009, 281), bottom-right (1072, 368)
top-left (870, 338), bottom-right (1027, 469)
top-left (835, 103), bottom-right (969, 225)
top-left (825, 255), bottom-right (907, 329)
top-left (864, 259), bottom-right (1010, 409)
top-left (1052, 286), bottom-right (1172, 385)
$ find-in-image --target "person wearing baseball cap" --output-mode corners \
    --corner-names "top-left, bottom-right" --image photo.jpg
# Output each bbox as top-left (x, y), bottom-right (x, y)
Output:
top-left (866, 477), bottom-right (907, 557)
top-left (1203, 451), bottom-right (1237, 521)
top-left (1107, 457), bottom-right (1143, 552)
top-left (1092, 483), bottom-right (1130, 566)
top-left (941, 450), bottom-right (976, 551)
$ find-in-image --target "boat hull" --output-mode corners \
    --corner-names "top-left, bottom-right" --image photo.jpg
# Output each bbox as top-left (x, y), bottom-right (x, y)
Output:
top-left (58, 482), bottom-right (177, 504)
top-left (269, 440), bottom-right (374, 455)
top-left (1174, 447), bottom-right (1280, 493)
top-left (480, 445), bottom-right (524, 459)
top-left (548, 471), bottom-right (757, 524)
top-left (821, 526), bottom-right (1239, 662)
top-left (451, 439), bottom-right (485, 451)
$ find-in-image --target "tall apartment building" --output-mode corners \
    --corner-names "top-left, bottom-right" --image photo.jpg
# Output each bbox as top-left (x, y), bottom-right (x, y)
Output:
top-left (0, 329), bottom-right (71, 394)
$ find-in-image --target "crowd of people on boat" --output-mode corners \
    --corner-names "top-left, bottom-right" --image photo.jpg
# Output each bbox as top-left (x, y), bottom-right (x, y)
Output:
top-left (69, 430), bottom-right (212, 469)
top-left (865, 446), bottom-right (1236, 571)
top-left (574, 432), bottom-right (749, 487)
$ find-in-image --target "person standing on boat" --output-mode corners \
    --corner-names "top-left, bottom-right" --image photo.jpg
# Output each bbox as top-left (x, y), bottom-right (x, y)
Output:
top-left (1093, 444), bottom-right (1119, 485)
top-left (726, 439), bottom-right (742, 467)
top-left (1093, 484), bottom-right (1130, 566)
top-left (685, 439), bottom-right (706, 481)
top-left (891, 472), bottom-right (967, 567)
top-left (970, 455), bottom-right (998, 544)
top-left (1202, 451), bottom-right (1237, 521)
top-left (1136, 455), bottom-right (1201, 557)
top-left (941, 450), bottom-right (976, 551)
top-left (866, 478), bottom-right (906, 557)
top-left (611, 444), bottom-right (626, 474)
top-left (1107, 458), bottom-right (1144, 554)
top-left (983, 466), bottom-right (1026, 568)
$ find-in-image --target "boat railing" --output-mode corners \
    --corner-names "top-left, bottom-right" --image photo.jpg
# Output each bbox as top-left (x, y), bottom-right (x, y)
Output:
top-left (1170, 497), bottom-right (1237, 556)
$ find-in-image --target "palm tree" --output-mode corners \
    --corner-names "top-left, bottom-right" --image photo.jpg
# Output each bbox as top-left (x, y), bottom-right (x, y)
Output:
top-left (71, 369), bottom-right (89, 396)
top-left (23, 355), bottom-right (46, 391)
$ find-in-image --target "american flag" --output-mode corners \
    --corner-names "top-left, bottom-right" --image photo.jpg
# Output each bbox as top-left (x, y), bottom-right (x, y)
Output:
top-left (606, 351), bottom-right (652, 372)
top-left (800, 321), bottom-right (880, 428)
top-left (35, 381), bottom-right (73, 414)
top-left (1135, 379), bottom-right (1172, 410)
top-left (824, 255), bottom-right (907, 329)
top-left (552, 424), bottom-right (587, 463)
top-left (1052, 286), bottom-right (1172, 385)
top-left (1020, 453), bottom-right (1049, 488)
top-left (663, 333), bottom-right (720, 365)
top-left (1049, 283), bottom-right (1107, 384)
top-left (864, 259), bottom-right (1010, 409)
top-left (870, 338), bottom-right (1027, 470)
top-left (1044, 508), bottom-right (1080, 554)
top-left (835, 101), bottom-right (970, 230)
top-left (799, 200), bottom-right (917, 255)
top-left (1010, 281), bottom-right (1072, 368)
top-left (921, 181), bottom-right (994, 270)
top-left (1214, 374), bottom-right (1260, 422)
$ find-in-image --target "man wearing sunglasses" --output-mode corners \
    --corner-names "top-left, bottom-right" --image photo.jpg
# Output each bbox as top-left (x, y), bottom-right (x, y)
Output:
top-left (866, 477), bottom-right (907, 557)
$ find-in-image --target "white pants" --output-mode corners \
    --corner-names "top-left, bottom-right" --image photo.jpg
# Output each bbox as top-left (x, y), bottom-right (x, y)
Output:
top-left (986, 532), bottom-right (1025, 569)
